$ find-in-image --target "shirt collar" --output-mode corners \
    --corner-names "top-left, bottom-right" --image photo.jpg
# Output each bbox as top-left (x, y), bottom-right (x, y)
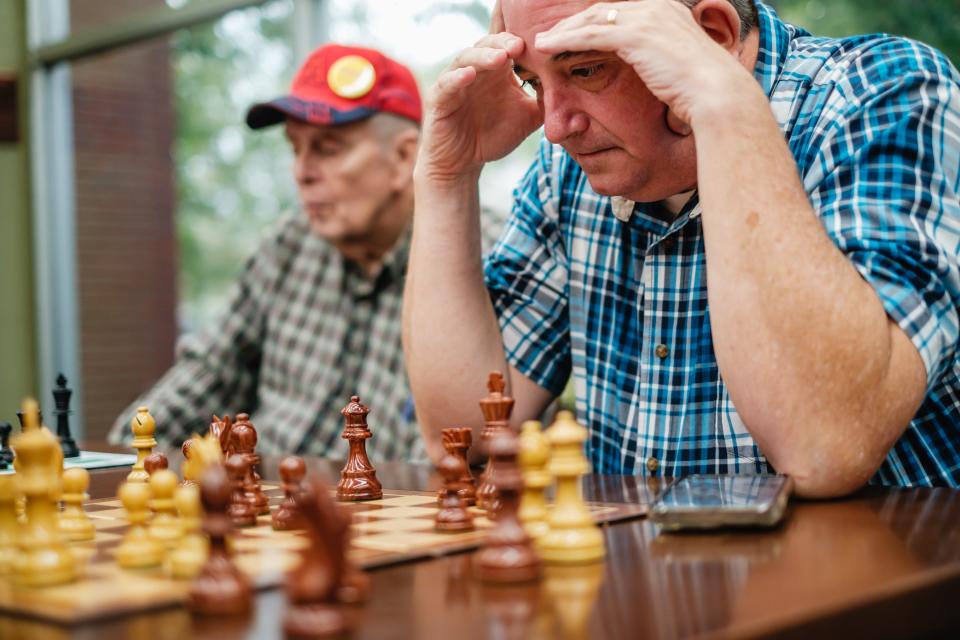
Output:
top-left (343, 224), bottom-right (412, 298)
top-left (753, 1), bottom-right (808, 98)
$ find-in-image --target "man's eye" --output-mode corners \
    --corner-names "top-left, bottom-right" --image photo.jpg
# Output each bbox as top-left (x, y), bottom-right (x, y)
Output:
top-left (572, 63), bottom-right (603, 79)
top-left (519, 77), bottom-right (541, 96)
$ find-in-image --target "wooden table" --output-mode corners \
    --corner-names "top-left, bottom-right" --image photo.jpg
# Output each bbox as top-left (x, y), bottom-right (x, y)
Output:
top-left (6, 456), bottom-right (960, 639)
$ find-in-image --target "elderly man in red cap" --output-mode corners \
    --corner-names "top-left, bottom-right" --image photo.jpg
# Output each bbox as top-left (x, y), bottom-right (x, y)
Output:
top-left (110, 44), bottom-right (492, 461)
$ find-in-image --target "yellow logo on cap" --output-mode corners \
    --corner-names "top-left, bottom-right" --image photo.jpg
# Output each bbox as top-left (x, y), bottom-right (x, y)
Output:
top-left (328, 55), bottom-right (376, 99)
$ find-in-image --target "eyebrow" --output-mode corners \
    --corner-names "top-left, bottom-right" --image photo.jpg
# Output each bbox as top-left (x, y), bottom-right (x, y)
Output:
top-left (513, 50), bottom-right (597, 76)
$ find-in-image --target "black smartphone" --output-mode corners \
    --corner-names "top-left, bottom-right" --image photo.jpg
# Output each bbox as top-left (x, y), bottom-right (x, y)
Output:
top-left (650, 474), bottom-right (793, 531)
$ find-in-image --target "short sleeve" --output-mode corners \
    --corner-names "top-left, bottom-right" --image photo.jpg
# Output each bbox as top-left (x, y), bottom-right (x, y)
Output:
top-left (804, 40), bottom-right (960, 389)
top-left (483, 141), bottom-right (572, 395)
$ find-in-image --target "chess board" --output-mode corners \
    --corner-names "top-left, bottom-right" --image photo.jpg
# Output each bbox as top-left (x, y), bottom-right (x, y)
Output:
top-left (0, 451), bottom-right (137, 476)
top-left (0, 483), bottom-right (647, 624)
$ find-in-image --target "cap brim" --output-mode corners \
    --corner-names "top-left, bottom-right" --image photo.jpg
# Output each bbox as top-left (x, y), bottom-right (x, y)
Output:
top-left (246, 96), bottom-right (377, 130)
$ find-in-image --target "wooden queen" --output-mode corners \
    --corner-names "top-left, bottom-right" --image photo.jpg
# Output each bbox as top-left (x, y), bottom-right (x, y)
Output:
top-left (336, 396), bottom-right (382, 501)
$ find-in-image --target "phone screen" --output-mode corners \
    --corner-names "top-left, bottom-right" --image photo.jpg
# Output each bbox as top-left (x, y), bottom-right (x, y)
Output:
top-left (656, 475), bottom-right (790, 513)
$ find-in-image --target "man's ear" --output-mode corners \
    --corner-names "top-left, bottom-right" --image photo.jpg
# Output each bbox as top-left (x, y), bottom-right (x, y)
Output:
top-left (388, 128), bottom-right (420, 191)
top-left (691, 0), bottom-right (742, 55)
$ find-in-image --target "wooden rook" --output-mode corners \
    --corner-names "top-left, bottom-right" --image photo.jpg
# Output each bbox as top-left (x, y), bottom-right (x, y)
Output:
top-left (284, 475), bottom-right (348, 638)
top-left (435, 453), bottom-right (475, 532)
top-left (336, 396), bottom-right (382, 501)
top-left (144, 451), bottom-right (169, 476)
top-left (52, 373), bottom-right (80, 458)
top-left (442, 427), bottom-right (476, 506)
top-left (188, 464), bottom-right (252, 616)
top-left (475, 431), bottom-right (541, 583)
top-left (127, 406), bottom-right (157, 483)
top-left (226, 454), bottom-right (257, 527)
top-left (228, 414), bottom-right (269, 515)
top-left (476, 372), bottom-right (515, 516)
top-left (273, 456), bottom-right (307, 531)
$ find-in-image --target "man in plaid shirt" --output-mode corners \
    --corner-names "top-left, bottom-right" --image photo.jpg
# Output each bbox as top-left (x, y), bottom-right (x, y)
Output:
top-left (405, 0), bottom-right (960, 496)
top-left (109, 45), bottom-right (437, 460)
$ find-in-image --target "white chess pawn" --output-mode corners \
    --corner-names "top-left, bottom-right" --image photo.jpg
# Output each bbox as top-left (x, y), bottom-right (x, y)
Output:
top-left (148, 469), bottom-right (182, 549)
top-left (167, 483), bottom-right (208, 579)
top-left (60, 468), bottom-right (95, 542)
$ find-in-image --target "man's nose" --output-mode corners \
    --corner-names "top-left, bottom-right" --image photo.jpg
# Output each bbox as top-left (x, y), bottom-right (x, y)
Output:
top-left (293, 152), bottom-right (320, 185)
top-left (542, 87), bottom-right (589, 144)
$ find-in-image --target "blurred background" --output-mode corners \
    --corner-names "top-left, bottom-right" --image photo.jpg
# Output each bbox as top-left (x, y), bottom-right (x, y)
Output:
top-left (1, 0), bottom-right (957, 442)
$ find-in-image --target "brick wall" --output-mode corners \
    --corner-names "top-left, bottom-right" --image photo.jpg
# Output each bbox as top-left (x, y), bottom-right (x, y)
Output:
top-left (71, 0), bottom-right (177, 440)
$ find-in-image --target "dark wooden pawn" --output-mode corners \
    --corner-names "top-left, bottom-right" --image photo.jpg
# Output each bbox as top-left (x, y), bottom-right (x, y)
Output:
top-left (336, 396), bottom-right (382, 501)
top-left (228, 414), bottom-right (269, 515)
top-left (226, 454), bottom-right (257, 527)
top-left (476, 372), bottom-right (515, 517)
top-left (144, 451), bottom-right (169, 476)
top-left (52, 373), bottom-right (80, 458)
top-left (475, 432), bottom-right (541, 583)
top-left (284, 475), bottom-right (347, 638)
top-left (187, 464), bottom-right (252, 616)
top-left (272, 456), bottom-right (307, 531)
top-left (435, 453), bottom-right (475, 532)
top-left (442, 427), bottom-right (476, 506)
top-left (0, 422), bottom-right (12, 467)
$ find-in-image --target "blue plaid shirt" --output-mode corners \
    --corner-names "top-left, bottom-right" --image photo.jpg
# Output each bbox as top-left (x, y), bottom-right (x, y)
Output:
top-left (484, 2), bottom-right (960, 486)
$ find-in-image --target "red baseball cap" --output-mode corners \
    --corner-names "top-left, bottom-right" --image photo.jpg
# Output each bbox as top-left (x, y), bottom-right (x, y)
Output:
top-left (246, 43), bottom-right (422, 129)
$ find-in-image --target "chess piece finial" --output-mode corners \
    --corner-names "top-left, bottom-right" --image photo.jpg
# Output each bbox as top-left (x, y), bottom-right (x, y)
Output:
top-left (52, 373), bottom-right (80, 458)
top-left (442, 427), bottom-right (476, 506)
top-left (187, 464), bottom-right (252, 616)
top-left (476, 372), bottom-right (515, 514)
top-left (273, 456), bottom-right (307, 531)
top-left (127, 406), bottom-right (157, 483)
top-left (59, 468), bottom-right (95, 542)
top-left (336, 395), bottom-right (382, 501)
top-left (144, 451), bottom-right (169, 476)
top-left (518, 420), bottom-right (551, 540)
top-left (537, 411), bottom-right (605, 564)
top-left (435, 453), bottom-right (474, 532)
top-left (475, 431), bottom-right (541, 583)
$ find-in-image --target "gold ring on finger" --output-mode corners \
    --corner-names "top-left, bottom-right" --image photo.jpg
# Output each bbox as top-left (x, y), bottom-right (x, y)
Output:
top-left (606, 8), bottom-right (618, 25)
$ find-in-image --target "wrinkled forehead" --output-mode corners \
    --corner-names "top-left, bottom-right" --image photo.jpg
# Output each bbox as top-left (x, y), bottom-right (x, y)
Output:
top-left (501, 0), bottom-right (599, 42)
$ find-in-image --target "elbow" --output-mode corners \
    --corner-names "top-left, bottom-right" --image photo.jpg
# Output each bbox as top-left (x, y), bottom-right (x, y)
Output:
top-left (773, 448), bottom-right (881, 499)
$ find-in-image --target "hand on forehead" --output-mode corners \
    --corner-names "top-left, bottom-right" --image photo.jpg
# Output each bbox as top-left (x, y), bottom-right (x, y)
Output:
top-left (499, 0), bottom-right (599, 39)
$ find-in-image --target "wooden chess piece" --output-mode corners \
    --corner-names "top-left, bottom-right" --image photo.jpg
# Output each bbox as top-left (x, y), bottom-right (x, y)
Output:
top-left (167, 483), bottom-right (208, 579)
top-left (128, 406), bottom-right (157, 483)
top-left (0, 476), bottom-right (18, 575)
top-left (116, 480), bottom-right (164, 569)
top-left (181, 433), bottom-right (223, 486)
top-left (209, 414), bottom-right (234, 457)
top-left (519, 420), bottom-right (551, 540)
top-left (0, 422), bottom-right (13, 466)
top-left (537, 412), bottom-right (605, 565)
top-left (52, 373), bottom-right (81, 458)
top-left (476, 372), bottom-right (515, 516)
top-left (435, 453), bottom-right (475, 532)
top-left (442, 427), bottom-right (476, 506)
top-left (59, 467), bottom-right (95, 542)
top-left (187, 464), bottom-right (252, 616)
top-left (226, 454), bottom-right (257, 527)
top-left (144, 451), bottom-right (169, 476)
top-left (181, 439), bottom-right (195, 485)
top-left (149, 469), bottom-right (182, 548)
top-left (273, 456), bottom-right (307, 531)
top-left (284, 475), bottom-right (347, 638)
top-left (336, 396), bottom-right (382, 501)
top-left (11, 398), bottom-right (76, 586)
top-left (227, 414), bottom-right (269, 515)
top-left (475, 431), bottom-right (541, 583)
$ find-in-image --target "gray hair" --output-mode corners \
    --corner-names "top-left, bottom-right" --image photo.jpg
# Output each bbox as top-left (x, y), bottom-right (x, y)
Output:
top-left (678, 0), bottom-right (758, 40)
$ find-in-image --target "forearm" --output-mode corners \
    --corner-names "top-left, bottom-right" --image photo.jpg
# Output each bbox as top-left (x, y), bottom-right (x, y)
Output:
top-left (692, 82), bottom-right (925, 496)
top-left (403, 173), bottom-right (510, 462)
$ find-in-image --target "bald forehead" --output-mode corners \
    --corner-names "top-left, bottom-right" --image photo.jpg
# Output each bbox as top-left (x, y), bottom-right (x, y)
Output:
top-left (501, 0), bottom-right (599, 37)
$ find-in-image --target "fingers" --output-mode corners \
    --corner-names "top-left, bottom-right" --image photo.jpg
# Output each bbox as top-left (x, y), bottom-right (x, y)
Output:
top-left (488, 0), bottom-right (504, 34)
top-left (534, 2), bottom-right (630, 54)
top-left (450, 46), bottom-right (510, 75)
top-left (428, 66), bottom-right (477, 119)
top-left (472, 31), bottom-right (524, 58)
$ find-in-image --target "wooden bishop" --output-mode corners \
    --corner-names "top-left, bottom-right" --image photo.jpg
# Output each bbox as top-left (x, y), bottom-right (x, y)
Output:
top-left (127, 406), bottom-right (157, 483)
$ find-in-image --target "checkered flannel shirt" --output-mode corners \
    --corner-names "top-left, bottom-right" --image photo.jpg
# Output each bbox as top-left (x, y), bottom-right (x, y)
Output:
top-left (483, 2), bottom-right (960, 485)
top-left (110, 210), bottom-right (502, 462)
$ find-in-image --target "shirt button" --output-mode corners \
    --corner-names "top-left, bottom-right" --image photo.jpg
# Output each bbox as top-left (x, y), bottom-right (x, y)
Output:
top-left (655, 344), bottom-right (669, 359)
top-left (646, 457), bottom-right (659, 473)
